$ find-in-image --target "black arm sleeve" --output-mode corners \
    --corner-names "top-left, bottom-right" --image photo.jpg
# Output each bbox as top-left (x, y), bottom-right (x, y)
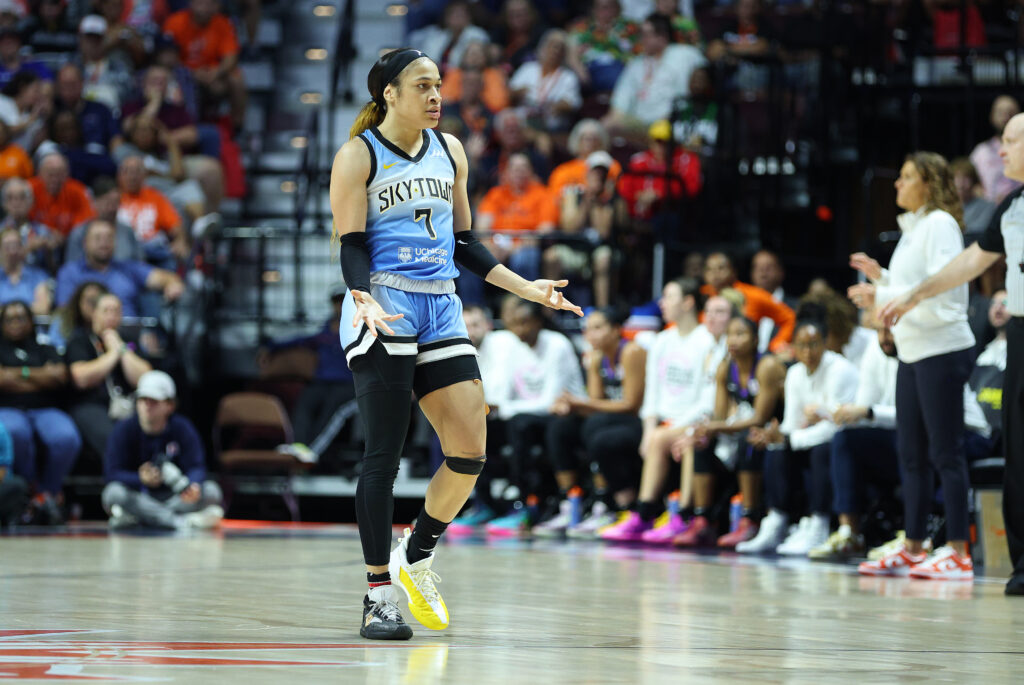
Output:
top-left (339, 232), bottom-right (373, 293)
top-left (454, 230), bottom-right (501, 280)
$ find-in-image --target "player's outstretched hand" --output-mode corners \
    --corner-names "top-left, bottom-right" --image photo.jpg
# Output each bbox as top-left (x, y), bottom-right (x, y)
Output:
top-left (351, 289), bottom-right (404, 337)
top-left (522, 279), bottom-right (584, 317)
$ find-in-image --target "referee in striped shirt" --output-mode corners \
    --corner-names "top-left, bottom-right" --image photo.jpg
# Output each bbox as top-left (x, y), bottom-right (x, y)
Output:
top-left (882, 112), bottom-right (1024, 595)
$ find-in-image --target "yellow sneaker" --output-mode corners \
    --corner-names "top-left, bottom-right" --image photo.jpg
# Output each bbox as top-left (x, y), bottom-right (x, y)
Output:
top-left (389, 527), bottom-right (449, 630)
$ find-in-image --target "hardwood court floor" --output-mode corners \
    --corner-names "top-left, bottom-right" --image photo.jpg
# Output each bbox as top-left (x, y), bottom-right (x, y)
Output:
top-left (2, 522), bottom-right (1023, 684)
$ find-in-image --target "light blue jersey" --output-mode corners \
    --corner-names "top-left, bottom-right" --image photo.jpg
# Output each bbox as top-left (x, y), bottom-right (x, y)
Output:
top-left (356, 126), bottom-right (460, 290)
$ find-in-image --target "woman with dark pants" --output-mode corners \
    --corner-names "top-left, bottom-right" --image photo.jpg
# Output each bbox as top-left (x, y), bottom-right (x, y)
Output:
top-left (850, 151), bottom-right (977, 581)
top-left (0, 301), bottom-right (81, 524)
top-left (533, 306), bottom-right (646, 537)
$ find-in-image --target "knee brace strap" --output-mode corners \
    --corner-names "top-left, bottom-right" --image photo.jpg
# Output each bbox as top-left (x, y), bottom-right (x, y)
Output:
top-left (445, 456), bottom-right (486, 475)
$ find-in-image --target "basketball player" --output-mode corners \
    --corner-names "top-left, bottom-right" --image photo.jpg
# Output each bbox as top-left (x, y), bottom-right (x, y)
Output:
top-left (331, 48), bottom-right (582, 640)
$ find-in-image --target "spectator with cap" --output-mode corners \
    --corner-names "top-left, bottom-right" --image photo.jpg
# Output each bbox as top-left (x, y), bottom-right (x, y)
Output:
top-left (102, 369), bottom-right (224, 530)
top-left (73, 15), bottom-right (135, 111)
top-left (602, 13), bottom-right (705, 143)
top-left (64, 291), bottom-right (151, 459)
top-left (28, 151), bottom-right (94, 238)
top-left (0, 228), bottom-right (51, 314)
top-left (0, 177), bottom-right (58, 270)
top-left (162, 0), bottom-right (247, 129)
top-left (0, 15), bottom-right (55, 88)
top-left (56, 219), bottom-right (183, 318)
top-left (0, 299), bottom-right (80, 524)
top-left (264, 282), bottom-right (356, 464)
top-left (64, 175), bottom-right (142, 264)
top-left (618, 119), bottom-right (702, 220)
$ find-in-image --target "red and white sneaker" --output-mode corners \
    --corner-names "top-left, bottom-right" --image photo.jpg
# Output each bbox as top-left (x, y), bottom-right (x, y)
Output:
top-left (857, 543), bottom-right (928, 577)
top-left (908, 546), bottom-right (974, 581)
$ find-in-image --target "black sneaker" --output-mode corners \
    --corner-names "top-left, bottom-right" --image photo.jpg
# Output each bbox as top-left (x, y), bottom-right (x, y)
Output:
top-left (1005, 573), bottom-right (1024, 596)
top-left (360, 589), bottom-right (413, 640)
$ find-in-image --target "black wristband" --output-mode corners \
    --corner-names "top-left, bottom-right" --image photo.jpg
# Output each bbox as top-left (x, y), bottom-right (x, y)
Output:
top-left (339, 232), bottom-right (372, 293)
top-left (453, 230), bottom-right (500, 280)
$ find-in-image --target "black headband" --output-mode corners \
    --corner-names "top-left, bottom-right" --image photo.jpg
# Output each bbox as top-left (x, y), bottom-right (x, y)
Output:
top-left (368, 48), bottom-right (430, 110)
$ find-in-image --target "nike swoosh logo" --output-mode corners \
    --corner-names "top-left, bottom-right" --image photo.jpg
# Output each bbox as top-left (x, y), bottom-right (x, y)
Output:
top-left (383, 162), bottom-right (397, 170)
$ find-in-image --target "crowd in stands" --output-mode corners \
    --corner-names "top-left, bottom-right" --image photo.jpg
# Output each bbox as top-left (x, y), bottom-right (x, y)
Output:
top-left (0, 1), bottom-right (1018, 589)
top-left (0, 0), bottom-right (253, 526)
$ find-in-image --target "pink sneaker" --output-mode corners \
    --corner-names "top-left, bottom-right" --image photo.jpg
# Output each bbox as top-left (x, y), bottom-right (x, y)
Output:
top-left (641, 513), bottom-right (690, 544)
top-left (717, 517), bottom-right (758, 549)
top-left (599, 511), bottom-right (652, 541)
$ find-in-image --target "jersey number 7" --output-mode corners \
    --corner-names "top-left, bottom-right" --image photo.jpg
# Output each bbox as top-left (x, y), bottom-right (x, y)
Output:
top-left (414, 208), bottom-right (437, 240)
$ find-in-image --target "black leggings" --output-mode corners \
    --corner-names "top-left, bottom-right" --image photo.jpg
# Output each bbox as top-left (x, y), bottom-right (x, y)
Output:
top-left (896, 348), bottom-right (973, 542)
top-left (763, 442), bottom-right (832, 516)
top-left (693, 438), bottom-right (766, 474)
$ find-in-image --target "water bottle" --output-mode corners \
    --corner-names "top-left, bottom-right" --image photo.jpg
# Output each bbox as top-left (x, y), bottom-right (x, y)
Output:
top-left (729, 494), bottom-right (744, 532)
top-left (567, 487), bottom-right (584, 527)
top-left (525, 494), bottom-right (540, 526)
top-left (667, 490), bottom-right (681, 517)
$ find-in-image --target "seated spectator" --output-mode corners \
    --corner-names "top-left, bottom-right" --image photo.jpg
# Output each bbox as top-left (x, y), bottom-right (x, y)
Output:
top-left (566, 0), bottom-right (640, 93)
top-left (532, 306), bottom-right (646, 537)
top-left (39, 108), bottom-right (117, 185)
top-left (95, 0), bottom-right (147, 67)
top-left (0, 299), bottom-right (80, 524)
top-left (705, 0), bottom-right (773, 94)
top-left (951, 156), bottom-right (996, 240)
top-left (750, 248), bottom-right (798, 352)
top-left (490, 0), bottom-right (544, 72)
top-left (0, 24), bottom-right (55, 88)
top-left (476, 152), bottom-right (558, 282)
top-left (74, 15), bottom-right (135, 111)
top-left (600, 281), bottom-right (729, 542)
top-left (151, 37), bottom-right (203, 124)
top-left (701, 251), bottom-right (795, 353)
top-left (114, 155), bottom-right (188, 265)
top-left (484, 300), bottom-right (585, 534)
top-left (0, 228), bottom-right (51, 314)
top-left (0, 70), bottom-right (50, 154)
top-left (477, 108), bottom-right (551, 191)
top-left (29, 152), bottom-right (95, 239)
top-left (965, 290), bottom-right (1008, 456)
top-left (549, 119), bottom-right (622, 201)
top-left (56, 219), bottom-right (184, 318)
top-left (602, 13), bottom-right (705, 141)
top-left (440, 40), bottom-right (509, 115)
top-left (65, 291), bottom-right (151, 459)
top-left (53, 63), bottom-right (122, 156)
top-left (970, 95), bottom-right (1021, 203)
top-left (262, 283), bottom-right (356, 464)
top-left (120, 65), bottom-right (224, 214)
top-left (745, 319), bottom-right (859, 555)
top-left (618, 119), bottom-right (701, 220)
top-left (668, 315), bottom-right (787, 549)
top-left (0, 177), bottom-right (58, 270)
top-left (671, 67), bottom-right (728, 158)
top-left (102, 369), bottom-right (224, 530)
top-left (64, 176), bottom-right (143, 264)
top-left (24, 0), bottom-right (79, 53)
top-left (509, 28), bottom-right (581, 132)
top-left (654, 0), bottom-right (700, 45)
top-left (162, 0), bottom-right (247, 129)
top-left (408, 0), bottom-right (490, 74)
top-left (0, 420), bottom-right (27, 527)
top-left (550, 150), bottom-right (626, 307)
top-left (0, 119), bottom-right (32, 180)
top-left (52, 280), bottom-right (107, 349)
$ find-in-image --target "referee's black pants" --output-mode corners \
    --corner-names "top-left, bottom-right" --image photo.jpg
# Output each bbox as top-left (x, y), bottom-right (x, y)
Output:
top-left (1004, 319), bottom-right (1024, 574)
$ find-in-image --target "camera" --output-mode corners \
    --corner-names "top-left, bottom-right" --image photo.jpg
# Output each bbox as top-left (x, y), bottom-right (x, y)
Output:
top-left (151, 452), bottom-right (189, 494)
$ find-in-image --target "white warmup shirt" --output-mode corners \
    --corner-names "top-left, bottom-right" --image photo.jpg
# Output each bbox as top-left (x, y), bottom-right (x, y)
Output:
top-left (780, 350), bottom-right (859, 450)
top-left (493, 329), bottom-right (585, 420)
top-left (872, 207), bottom-right (975, 363)
top-left (639, 324), bottom-right (725, 426)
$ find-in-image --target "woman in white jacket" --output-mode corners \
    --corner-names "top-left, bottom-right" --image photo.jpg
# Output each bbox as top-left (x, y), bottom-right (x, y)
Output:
top-left (848, 152), bottom-right (977, 581)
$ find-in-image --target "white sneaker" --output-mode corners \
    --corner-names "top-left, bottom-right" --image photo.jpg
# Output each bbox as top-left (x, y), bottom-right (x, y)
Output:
top-left (533, 500), bottom-right (573, 538)
top-left (181, 505), bottom-right (225, 530)
top-left (276, 442), bottom-right (317, 464)
top-left (389, 527), bottom-right (449, 630)
top-left (777, 516), bottom-right (831, 556)
top-left (108, 504), bottom-right (139, 529)
top-left (736, 510), bottom-right (789, 553)
top-left (567, 501), bottom-right (617, 539)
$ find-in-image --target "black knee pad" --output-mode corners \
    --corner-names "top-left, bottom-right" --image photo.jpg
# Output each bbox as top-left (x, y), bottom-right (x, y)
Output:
top-left (445, 455), bottom-right (486, 475)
